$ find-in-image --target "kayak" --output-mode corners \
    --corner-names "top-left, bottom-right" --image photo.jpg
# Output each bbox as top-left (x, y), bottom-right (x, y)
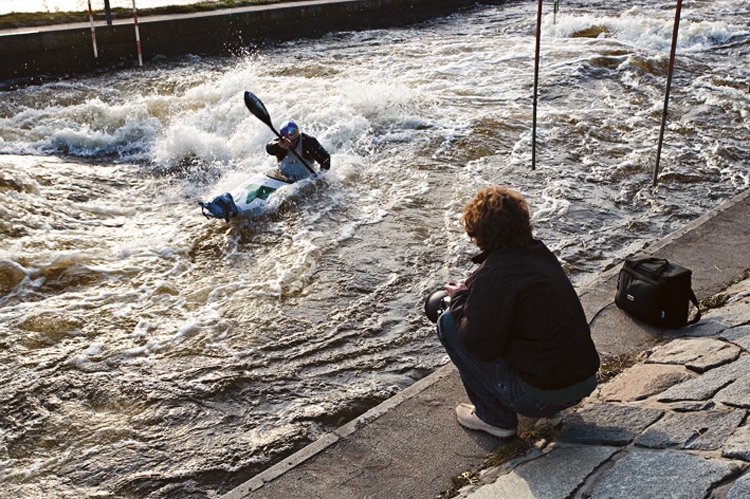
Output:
top-left (199, 172), bottom-right (292, 222)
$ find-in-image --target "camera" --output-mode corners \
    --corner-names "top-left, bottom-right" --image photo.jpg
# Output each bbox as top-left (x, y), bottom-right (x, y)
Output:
top-left (424, 288), bottom-right (451, 324)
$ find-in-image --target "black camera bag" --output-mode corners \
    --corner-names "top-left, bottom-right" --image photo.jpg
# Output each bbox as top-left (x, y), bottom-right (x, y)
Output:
top-left (615, 256), bottom-right (701, 328)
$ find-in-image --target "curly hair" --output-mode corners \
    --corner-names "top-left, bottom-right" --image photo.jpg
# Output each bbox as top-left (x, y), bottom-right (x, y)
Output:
top-left (461, 187), bottom-right (534, 252)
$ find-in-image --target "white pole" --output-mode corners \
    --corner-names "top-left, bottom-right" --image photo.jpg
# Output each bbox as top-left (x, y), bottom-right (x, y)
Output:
top-left (132, 0), bottom-right (144, 67)
top-left (87, 0), bottom-right (98, 58)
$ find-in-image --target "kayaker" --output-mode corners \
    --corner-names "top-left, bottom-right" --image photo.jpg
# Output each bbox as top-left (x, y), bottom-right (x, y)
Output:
top-left (266, 121), bottom-right (330, 181)
top-left (436, 186), bottom-right (600, 438)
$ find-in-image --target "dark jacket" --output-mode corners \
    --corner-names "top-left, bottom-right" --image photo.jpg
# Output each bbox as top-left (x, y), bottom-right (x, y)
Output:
top-left (266, 133), bottom-right (330, 171)
top-left (449, 240), bottom-right (599, 390)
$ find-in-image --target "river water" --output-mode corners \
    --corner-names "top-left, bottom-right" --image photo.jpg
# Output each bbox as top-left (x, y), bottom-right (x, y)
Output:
top-left (1, 1), bottom-right (749, 497)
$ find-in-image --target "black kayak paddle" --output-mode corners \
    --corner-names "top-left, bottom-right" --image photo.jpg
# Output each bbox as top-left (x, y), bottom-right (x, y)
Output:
top-left (243, 91), bottom-right (317, 176)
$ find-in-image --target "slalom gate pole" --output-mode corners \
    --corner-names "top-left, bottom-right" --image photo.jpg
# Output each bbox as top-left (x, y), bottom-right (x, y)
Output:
top-left (653, 0), bottom-right (683, 186)
top-left (132, 0), bottom-right (144, 67)
top-left (87, 0), bottom-right (98, 58)
top-left (104, 0), bottom-right (113, 25)
top-left (554, 0), bottom-right (559, 25)
top-left (532, 0), bottom-right (543, 170)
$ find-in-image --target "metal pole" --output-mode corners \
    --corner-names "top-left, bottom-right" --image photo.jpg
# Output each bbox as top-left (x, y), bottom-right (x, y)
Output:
top-left (653, 0), bottom-right (683, 186)
top-left (104, 0), bottom-right (113, 26)
top-left (532, 0), bottom-right (543, 170)
top-left (554, 0), bottom-right (559, 25)
top-left (132, 0), bottom-right (144, 67)
top-left (87, 0), bottom-right (98, 58)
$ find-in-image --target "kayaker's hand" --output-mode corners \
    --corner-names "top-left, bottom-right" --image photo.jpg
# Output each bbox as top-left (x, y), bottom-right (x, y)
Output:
top-left (279, 137), bottom-right (293, 149)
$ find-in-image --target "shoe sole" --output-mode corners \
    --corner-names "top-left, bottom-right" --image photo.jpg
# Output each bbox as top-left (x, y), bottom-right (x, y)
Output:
top-left (456, 411), bottom-right (517, 438)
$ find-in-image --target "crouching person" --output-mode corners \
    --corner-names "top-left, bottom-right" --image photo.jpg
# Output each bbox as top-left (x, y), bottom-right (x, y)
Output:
top-left (437, 186), bottom-right (600, 438)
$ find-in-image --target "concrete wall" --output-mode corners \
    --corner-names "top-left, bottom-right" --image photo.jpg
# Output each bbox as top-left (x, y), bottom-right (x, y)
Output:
top-left (0, 0), bottom-right (501, 83)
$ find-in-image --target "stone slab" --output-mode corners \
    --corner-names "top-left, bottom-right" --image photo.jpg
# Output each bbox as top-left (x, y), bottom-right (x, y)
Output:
top-left (726, 471), bottom-right (750, 499)
top-left (558, 403), bottom-right (664, 446)
top-left (646, 338), bottom-right (741, 372)
top-left (589, 449), bottom-right (744, 499)
top-left (634, 409), bottom-right (745, 450)
top-left (598, 364), bottom-right (694, 402)
top-left (722, 325), bottom-right (750, 351)
top-left (658, 355), bottom-right (750, 402)
top-left (463, 445), bottom-right (618, 499)
top-left (675, 301), bottom-right (750, 339)
top-left (723, 425), bottom-right (750, 462)
top-left (718, 300), bottom-right (750, 326)
top-left (669, 400), bottom-right (716, 412)
top-left (715, 374), bottom-right (750, 408)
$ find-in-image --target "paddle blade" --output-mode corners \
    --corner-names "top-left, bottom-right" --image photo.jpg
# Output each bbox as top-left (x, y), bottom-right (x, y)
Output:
top-left (244, 91), bottom-right (274, 130)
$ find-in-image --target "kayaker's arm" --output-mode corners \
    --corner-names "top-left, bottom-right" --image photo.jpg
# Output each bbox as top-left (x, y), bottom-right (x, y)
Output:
top-left (303, 135), bottom-right (330, 171)
top-left (266, 139), bottom-right (288, 161)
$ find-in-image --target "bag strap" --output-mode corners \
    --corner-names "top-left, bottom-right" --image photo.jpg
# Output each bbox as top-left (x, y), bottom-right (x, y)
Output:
top-left (687, 289), bottom-right (701, 325)
top-left (627, 256), bottom-right (670, 279)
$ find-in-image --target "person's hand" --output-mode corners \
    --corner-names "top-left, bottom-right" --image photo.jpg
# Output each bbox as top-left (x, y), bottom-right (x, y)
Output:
top-left (279, 137), bottom-right (293, 149)
top-left (444, 280), bottom-right (467, 297)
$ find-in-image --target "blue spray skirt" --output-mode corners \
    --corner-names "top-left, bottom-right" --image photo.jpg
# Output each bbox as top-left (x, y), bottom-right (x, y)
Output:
top-left (199, 173), bottom-right (292, 222)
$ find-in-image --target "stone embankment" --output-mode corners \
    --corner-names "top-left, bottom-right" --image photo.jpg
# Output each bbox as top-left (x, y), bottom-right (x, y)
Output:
top-left (0, 0), bottom-right (495, 83)
top-left (457, 277), bottom-right (750, 498)
top-left (222, 188), bottom-right (750, 499)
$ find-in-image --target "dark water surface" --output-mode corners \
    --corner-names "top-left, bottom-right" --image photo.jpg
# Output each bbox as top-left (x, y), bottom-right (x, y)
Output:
top-left (1, 1), bottom-right (749, 496)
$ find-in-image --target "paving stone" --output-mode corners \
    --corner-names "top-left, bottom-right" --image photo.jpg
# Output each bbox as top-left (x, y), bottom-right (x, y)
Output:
top-left (721, 325), bottom-right (750, 351)
top-left (646, 338), bottom-right (741, 372)
top-left (714, 371), bottom-right (750, 408)
top-left (599, 364), bottom-right (694, 402)
top-left (668, 300), bottom-right (750, 339)
top-left (724, 278), bottom-right (750, 297)
top-left (589, 449), bottom-right (744, 499)
top-left (463, 446), bottom-right (618, 499)
top-left (672, 316), bottom-right (735, 338)
top-left (669, 400), bottom-right (715, 412)
top-left (711, 300), bottom-right (750, 328)
top-left (558, 403), bottom-right (663, 446)
top-left (634, 409), bottom-right (745, 450)
top-left (723, 425), bottom-right (750, 462)
top-left (726, 470), bottom-right (750, 499)
top-left (658, 355), bottom-right (750, 402)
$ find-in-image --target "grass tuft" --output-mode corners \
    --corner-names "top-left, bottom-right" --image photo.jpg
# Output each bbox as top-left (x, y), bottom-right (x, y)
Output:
top-left (596, 352), bottom-right (640, 384)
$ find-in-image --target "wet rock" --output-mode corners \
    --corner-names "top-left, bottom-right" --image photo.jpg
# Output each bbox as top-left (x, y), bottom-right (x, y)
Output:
top-left (634, 409), bottom-right (744, 450)
top-left (463, 445), bottom-right (618, 499)
top-left (558, 403), bottom-right (663, 446)
top-left (646, 338), bottom-right (741, 372)
top-left (598, 364), bottom-right (694, 402)
top-left (0, 258), bottom-right (27, 294)
top-left (589, 449), bottom-right (743, 499)
top-left (723, 425), bottom-right (750, 462)
top-left (658, 355), bottom-right (750, 402)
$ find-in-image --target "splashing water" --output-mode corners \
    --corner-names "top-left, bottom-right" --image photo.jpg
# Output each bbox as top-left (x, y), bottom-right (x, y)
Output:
top-left (1, 1), bottom-right (749, 496)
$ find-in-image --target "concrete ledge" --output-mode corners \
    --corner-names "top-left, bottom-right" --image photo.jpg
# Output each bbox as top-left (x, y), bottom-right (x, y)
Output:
top-left (222, 363), bottom-right (455, 498)
top-left (0, 0), bottom-right (501, 83)
top-left (221, 187), bottom-right (750, 498)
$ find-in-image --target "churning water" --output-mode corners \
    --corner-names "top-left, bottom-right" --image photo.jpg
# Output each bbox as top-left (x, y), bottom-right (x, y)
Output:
top-left (1, 0), bottom-right (749, 496)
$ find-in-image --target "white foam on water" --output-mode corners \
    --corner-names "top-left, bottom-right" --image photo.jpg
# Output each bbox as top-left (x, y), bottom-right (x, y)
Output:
top-left (546, 9), bottom-right (747, 53)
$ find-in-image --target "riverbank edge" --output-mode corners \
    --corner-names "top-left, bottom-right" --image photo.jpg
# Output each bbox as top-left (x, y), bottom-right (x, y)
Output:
top-left (0, 0), bottom-right (504, 85)
top-left (222, 186), bottom-right (750, 498)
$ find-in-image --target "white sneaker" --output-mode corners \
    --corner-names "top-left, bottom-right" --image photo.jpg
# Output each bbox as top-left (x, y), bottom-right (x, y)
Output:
top-left (455, 403), bottom-right (517, 438)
